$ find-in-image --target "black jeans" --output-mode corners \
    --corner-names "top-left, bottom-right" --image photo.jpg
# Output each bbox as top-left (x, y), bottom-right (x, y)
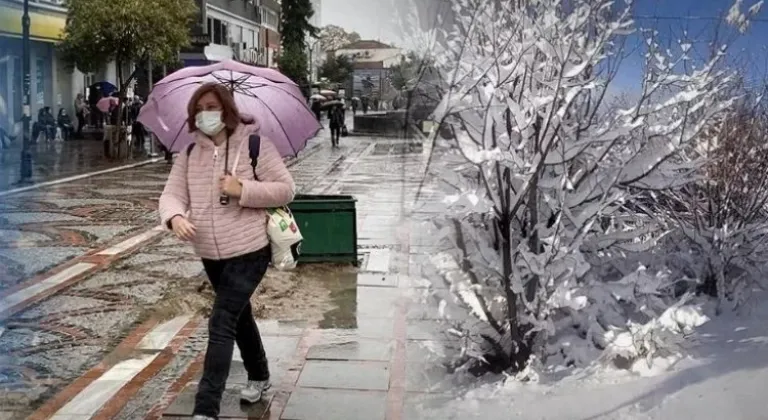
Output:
top-left (194, 247), bottom-right (271, 418)
top-left (330, 124), bottom-right (340, 145)
top-left (76, 112), bottom-right (85, 137)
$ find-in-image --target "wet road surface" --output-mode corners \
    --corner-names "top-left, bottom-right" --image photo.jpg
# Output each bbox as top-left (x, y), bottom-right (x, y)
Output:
top-left (0, 131), bottom-right (473, 420)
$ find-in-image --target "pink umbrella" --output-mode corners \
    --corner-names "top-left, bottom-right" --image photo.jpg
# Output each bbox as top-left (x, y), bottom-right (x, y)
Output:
top-left (96, 96), bottom-right (119, 113)
top-left (138, 60), bottom-right (320, 155)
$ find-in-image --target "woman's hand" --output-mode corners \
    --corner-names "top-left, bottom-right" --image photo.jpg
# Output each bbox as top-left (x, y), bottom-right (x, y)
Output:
top-left (170, 215), bottom-right (196, 241)
top-left (219, 175), bottom-right (243, 198)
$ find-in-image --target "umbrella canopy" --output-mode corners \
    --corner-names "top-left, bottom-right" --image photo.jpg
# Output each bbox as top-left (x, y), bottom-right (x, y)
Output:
top-left (320, 100), bottom-right (345, 110)
top-left (90, 81), bottom-right (118, 97)
top-left (319, 89), bottom-right (337, 97)
top-left (310, 94), bottom-right (327, 101)
top-left (138, 60), bottom-right (321, 155)
top-left (96, 96), bottom-right (119, 113)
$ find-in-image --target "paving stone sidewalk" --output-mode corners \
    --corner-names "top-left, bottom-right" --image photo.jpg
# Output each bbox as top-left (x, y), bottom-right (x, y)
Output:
top-left (2, 132), bottom-right (478, 420)
top-left (118, 135), bottom-right (471, 420)
top-left (0, 134), bottom-right (375, 419)
top-left (0, 162), bottom-right (168, 294)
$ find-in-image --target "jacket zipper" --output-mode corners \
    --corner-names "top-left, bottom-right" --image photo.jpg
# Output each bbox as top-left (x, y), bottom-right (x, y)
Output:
top-left (211, 146), bottom-right (222, 260)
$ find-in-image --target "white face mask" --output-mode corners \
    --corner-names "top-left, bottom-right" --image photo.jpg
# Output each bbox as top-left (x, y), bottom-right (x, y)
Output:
top-left (196, 110), bottom-right (225, 136)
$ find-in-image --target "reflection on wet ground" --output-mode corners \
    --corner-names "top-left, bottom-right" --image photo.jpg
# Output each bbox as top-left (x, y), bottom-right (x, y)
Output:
top-left (317, 272), bottom-right (358, 330)
top-left (0, 139), bottom-right (151, 192)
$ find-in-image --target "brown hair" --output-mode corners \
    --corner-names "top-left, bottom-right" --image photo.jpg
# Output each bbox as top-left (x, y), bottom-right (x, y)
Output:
top-left (186, 83), bottom-right (241, 133)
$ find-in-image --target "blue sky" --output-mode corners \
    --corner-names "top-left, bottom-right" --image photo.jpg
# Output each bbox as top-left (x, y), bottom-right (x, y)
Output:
top-left (614, 0), bottom-right (768, 92)
top-left (321, 0), bottom-right (768, 93)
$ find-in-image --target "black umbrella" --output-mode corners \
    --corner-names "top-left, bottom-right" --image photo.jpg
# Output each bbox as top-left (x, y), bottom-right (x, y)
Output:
top-left (320, 100), bottom-right (345, 110)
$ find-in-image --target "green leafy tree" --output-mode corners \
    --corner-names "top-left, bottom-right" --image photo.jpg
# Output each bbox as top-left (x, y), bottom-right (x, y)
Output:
top-left (277, 45), bottom-right (309, 94)
top-left (318, 54), bottom-right (354, 85)
top-left (318, 25), bottom-right (361, 52)
top-left (60, 0), bottom-right (197, 117)
top-left (279, 0), bottom-right (319, 94)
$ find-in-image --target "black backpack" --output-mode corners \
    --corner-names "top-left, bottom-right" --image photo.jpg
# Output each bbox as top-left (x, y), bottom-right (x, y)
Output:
top-left (186, 134), bottom-right (261, 178)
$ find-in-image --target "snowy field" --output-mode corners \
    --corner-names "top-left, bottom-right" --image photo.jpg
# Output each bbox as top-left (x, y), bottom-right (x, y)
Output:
top-left (411, 294), bottom-right (768, 420)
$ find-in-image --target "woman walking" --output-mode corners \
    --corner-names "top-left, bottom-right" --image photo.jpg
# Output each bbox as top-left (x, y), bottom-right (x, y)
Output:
top-left (159, 83), bottom-right (295, 420)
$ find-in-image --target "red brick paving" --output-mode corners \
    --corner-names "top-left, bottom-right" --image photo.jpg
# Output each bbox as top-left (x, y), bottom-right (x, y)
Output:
top-left (27, 317), bottom-right (160, 420)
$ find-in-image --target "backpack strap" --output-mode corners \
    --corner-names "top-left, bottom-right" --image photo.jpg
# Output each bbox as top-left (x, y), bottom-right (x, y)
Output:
top-left (248, 134), bottom-right (261, 179)
top-left (186, 143), bottom-right (196, 156)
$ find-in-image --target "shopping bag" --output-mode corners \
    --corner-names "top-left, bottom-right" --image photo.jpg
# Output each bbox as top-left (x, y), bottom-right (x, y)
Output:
top-left (266, 207), bottom-right (303, 270)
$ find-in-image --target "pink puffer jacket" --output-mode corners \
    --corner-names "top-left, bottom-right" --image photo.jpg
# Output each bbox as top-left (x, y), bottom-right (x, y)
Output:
top-left (158, 118), bottom-right (295, 260)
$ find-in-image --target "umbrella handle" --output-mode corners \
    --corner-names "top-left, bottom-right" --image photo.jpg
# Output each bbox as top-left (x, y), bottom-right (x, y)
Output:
top-left (224, 135), bottom-right (229, 174)
top-left (220, 135), bottom-right (230, 205)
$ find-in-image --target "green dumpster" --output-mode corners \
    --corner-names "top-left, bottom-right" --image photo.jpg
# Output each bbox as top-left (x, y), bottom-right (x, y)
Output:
top-left (288, 194), bottom-right (358, 265)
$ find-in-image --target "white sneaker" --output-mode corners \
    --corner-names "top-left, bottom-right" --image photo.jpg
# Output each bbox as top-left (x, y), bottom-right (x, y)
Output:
top-left (240, 379), bottom-right (271, 403)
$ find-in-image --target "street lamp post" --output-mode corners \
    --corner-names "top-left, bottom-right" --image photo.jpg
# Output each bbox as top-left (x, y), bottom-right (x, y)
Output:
top-left (18, 0), bottom-right (32, 183)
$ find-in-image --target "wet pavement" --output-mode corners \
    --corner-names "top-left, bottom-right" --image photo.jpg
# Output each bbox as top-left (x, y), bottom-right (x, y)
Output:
top-left (0, 129), bottom-right (476, 420)
top-left (0, 162), bottom-right (166, 293)
top-left (0, 138), bottom-right (154, 192)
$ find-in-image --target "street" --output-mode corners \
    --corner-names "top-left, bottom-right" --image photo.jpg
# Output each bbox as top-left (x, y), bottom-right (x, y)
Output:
top-left (0, 131), bottom-right (462, 420)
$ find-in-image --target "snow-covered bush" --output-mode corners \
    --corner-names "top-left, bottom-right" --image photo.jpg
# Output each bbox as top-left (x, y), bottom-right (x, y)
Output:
top-left (402, 0), bottom-right (743, 374)
top-left (647, 94), bottom-right (768, 313)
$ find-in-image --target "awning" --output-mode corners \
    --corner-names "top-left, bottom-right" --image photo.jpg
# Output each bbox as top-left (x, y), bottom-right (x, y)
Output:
top-left (0, 6), bottom-right (66, 42)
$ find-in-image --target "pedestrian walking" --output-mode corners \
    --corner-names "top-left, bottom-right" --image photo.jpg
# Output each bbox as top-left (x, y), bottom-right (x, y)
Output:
top-left (311, 99), bottom-right (322, 126)
top-left (328, 105), bottom-right (343, 147)
top-left (158, 83), bottom-right (295, 420)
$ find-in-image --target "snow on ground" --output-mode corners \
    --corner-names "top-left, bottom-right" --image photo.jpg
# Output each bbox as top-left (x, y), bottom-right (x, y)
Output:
top-left (410, 294), bottom-right (768, 420)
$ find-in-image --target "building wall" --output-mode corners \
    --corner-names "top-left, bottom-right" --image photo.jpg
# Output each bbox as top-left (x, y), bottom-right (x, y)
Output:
top-left (335, 47), bottom-right (402, 68)
top-left (259, 0), bottom-right (281, 68)
top-left (0, 1), bottom-right (138, 125)
top-left (0, 1), bottom-right (66, 125)
top-left (182, 0), bottom-right (262, 66)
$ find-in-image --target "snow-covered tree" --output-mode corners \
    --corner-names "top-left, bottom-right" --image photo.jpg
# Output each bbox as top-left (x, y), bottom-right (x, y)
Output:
top-left (406, 0), bottom-right (740, 374)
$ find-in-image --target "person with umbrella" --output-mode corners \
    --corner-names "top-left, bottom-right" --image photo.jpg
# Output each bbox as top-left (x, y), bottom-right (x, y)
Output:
top-left (310, 98), bottom-right (322, 124)
top-left (322, 100), bottom-right (345, 147)
top-left (158, 83), bottom-right (295, 420)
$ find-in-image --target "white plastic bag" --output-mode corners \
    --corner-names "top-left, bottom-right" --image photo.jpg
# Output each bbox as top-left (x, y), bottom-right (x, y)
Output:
top-left (231, 138), bottom-right (303, 270)
top-left (266, 207), bottom-right (302, 270)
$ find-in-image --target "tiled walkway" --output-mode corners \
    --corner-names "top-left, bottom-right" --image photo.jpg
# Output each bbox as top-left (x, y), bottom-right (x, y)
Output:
top-left (4, 132), bottom-right (469, 420)
top-left (146, 135), bottom-right (464, 420)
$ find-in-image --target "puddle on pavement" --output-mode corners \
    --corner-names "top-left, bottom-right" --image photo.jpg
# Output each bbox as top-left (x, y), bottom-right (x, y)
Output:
top-left (145, 264), bottom-right (361, 329)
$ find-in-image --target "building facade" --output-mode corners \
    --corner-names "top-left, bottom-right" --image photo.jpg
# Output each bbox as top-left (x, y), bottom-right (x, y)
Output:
top-left (0, 0), bottom-right (68, 123)
top-left (180, 0), bottom-right (263, 67)
top-left (259, 0), bottom-right (280, 68)
top-left (335, 40), bottom-right (402, 99)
